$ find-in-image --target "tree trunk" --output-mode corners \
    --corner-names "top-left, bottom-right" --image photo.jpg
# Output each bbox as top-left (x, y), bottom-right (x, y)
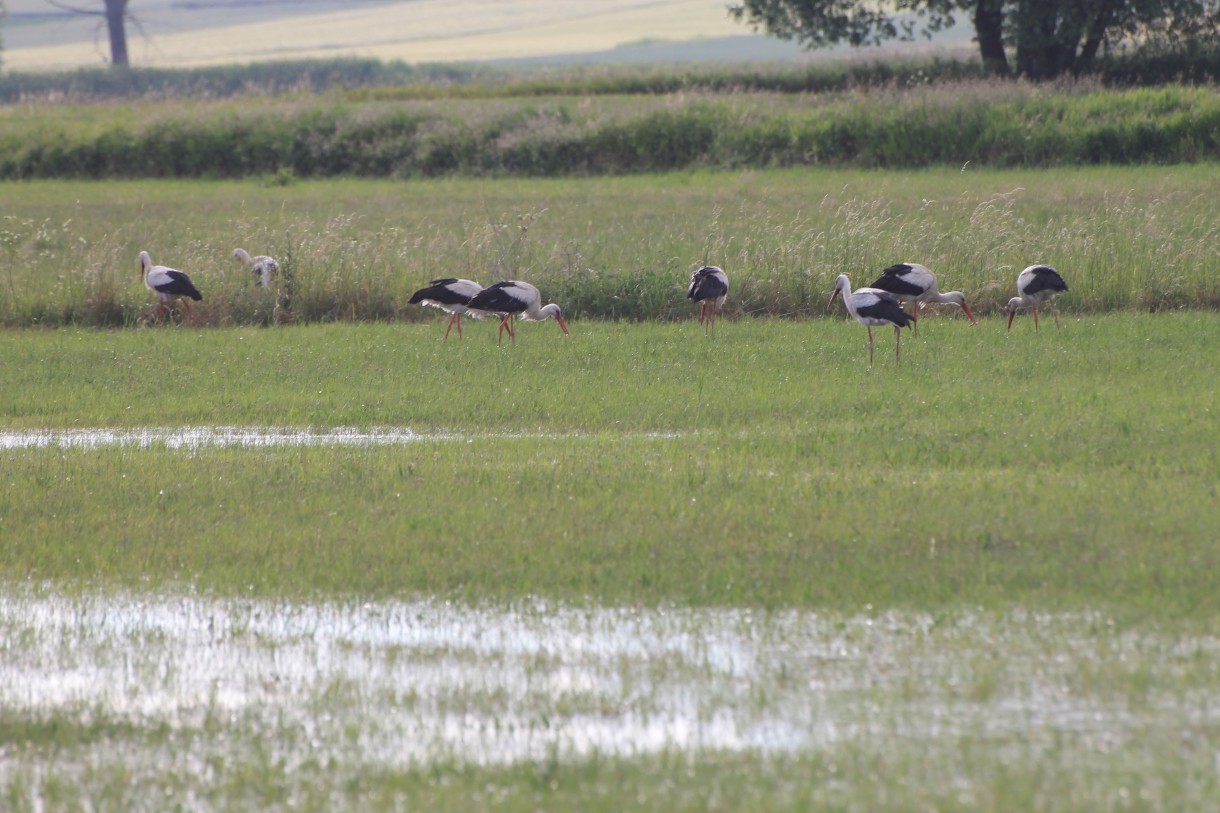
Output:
top-left (974, 0), bottom-right (1010, 76)
top-left (1014, 0), bottom-right (1070, 79)
top-left (105, 0), bottom-right (129, 67)
top-left (1076, 1), bottom-right (1115, 72)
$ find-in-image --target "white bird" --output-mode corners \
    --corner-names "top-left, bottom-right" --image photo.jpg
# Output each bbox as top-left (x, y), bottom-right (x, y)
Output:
top-left (232, 248), bottom-right (281, 288)
top-left (466, 280), bottom-right (570, 345)
top-left (829, 274), bottom-right (915, 366)
top-left (140, 251), bottom-right (202, 323)
top-left (687, 265), bottom-right (729, 334)
top-left (1006, 264), bottom-right (1069, 332)
top-left (867, 262), bottom-right (977, 333)
top-left (408, 278), bottom-right (484, 340)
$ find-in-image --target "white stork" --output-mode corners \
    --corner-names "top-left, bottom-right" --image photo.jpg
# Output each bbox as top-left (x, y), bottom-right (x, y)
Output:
top-left (1006, 264), bottom-right (1069, 332)
top-left (867, 262), bottom-right (977, 333)
top-left (466, 280), bottom-right (569, 346)
top-left (408, 278), bottom-right (484, 340)
top-left (687, 265), bottom-right (729, 334)
top-left (829, 274), bottom-right (915, 366)
top-left (232, 248), bottom-right (281, 289)
top-left (140, 251), bottom-right (202, 324)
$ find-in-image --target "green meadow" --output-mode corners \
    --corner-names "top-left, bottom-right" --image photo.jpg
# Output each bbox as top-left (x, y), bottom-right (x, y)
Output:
top-left (3, 314), bottom-right (1218, 613)
top-left (2, 167), bottom-right (1219, 811)
top-left (2, 314), bottom-right (1220, 812)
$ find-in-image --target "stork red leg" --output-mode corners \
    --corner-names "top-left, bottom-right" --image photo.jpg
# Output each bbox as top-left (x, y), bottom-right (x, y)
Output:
top-left (867, 326), bottom-right (875, 367)
top-left (894, 324), bottom-right (902, 364)
top-left (1032, 305), bottom-right (1040, 333)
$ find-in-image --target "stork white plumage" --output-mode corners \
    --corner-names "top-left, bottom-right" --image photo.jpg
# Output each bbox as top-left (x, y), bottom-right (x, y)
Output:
top-left (232, 248), bottom-right (280, 289)
top-left (408, 278), bottom-right (484, 340)
top-left (1005, 264), bottom-right (1069, 332)
top-left (867, 262), bottom-right (977, 333)
top-left (466, 280), bottom-right (570, 345)
top-left (140, 251), bottom-right (202, 324)
top-left (829, 274), bottom-right (915, 366)
top-left (687, 265), bottom-right (729, 334)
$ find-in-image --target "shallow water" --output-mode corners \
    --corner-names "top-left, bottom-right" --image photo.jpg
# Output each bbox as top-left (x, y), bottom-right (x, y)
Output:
top-left (0, 426), bottom-right (682, 451)
top-left (3, 587), bottom-right (1218, 771)
top-left (0, 426), bottom-right (495, 450)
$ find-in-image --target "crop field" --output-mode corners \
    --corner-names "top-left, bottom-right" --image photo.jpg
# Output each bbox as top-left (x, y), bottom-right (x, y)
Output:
top-left (2, 167), bottom-right (1219, 811)
top-left (3, 0), bottom-right (772, 72)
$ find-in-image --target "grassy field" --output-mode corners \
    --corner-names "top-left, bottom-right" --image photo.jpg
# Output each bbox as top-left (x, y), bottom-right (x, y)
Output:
top-left (2, 314), bottom-right (1219, 811)
top-left (1, 166), bottom-right (1218, 328)
top-left (2, 315), bottom-right (1217, 614)
top-left (2, 165), bottom-right (1218, 810)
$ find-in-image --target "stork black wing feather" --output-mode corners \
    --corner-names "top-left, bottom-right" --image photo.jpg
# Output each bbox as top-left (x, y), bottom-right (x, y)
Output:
top-left (155, 271), bottom-right (203, 301)
top-left (868, 264), bottom-right (924, 297)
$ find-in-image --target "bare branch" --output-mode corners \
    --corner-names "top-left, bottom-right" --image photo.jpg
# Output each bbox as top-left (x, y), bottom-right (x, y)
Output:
top-left (46, 0), bottom-right (105, 15)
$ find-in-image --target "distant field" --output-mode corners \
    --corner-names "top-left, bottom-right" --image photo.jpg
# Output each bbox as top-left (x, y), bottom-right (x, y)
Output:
top-left (3, 0), bottom-right (812, 71)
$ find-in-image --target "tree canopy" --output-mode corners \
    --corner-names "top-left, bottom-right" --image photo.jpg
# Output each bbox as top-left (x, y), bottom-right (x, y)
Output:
top-left (728, 0), bottom-right (1220, 78)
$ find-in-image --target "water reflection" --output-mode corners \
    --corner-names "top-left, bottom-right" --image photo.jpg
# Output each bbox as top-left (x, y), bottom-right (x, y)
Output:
top-left (1, 587), bottom-right (1217, 768)
top-left (0, 427), bottom-right (681, 450)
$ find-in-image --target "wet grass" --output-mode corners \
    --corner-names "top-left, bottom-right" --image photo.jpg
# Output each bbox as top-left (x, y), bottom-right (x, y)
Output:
top-left (1, 315), bottom-right (1217, 617)
top-left (1, 592), bottom-right (1218, 813)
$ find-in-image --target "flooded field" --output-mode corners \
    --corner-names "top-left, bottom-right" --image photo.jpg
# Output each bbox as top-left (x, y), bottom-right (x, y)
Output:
top-left (3, 587), bottom-right (1218, 782)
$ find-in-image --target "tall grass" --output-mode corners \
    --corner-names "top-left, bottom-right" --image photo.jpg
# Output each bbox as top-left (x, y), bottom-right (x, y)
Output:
top-left (0, 167), bottom-right (1216, 328)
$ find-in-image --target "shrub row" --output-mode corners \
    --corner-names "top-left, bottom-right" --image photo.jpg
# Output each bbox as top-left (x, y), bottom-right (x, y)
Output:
top-left (2, 83), bottom-right (1217, 180)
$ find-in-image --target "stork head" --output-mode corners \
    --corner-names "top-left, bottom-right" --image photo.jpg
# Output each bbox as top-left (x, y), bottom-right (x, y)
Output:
top-left (942, 291), bottom-right (978, 325)
top-left (138, 251), bottom-right (152, 277)
top-left (539, 304), bottom-right (570, 337)
top-left (1004, 297), bottom-right (1024, 331)
top-left (828, 274), bottom-right (850, 308)
top-left (233, 248), bottom-right (251, 266)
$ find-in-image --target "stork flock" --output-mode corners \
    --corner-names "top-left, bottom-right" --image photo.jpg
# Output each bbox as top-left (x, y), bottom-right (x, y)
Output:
top-left (139, 249), bottom-right (1068, 364)
top-left (140, 247), bottom-right (282, 325)
top-left (829, 262), bottom-right (1066, 365)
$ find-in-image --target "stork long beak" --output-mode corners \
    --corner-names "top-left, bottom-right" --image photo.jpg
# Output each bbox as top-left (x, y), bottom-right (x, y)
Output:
top-left (961, 303), bottom-right (978, 325)
top-left (555, 316), bottom-right (570, 337)
top-left (1006, 309), bottom-right (1016, 332)
top-left (828, 289), bottom-right (840, 308)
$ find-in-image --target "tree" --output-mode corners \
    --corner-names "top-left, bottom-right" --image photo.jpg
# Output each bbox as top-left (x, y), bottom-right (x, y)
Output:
top-left (48, 0), bottom-right (132, 67)
top-left (728, 0), bottom-right (1220, 78)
